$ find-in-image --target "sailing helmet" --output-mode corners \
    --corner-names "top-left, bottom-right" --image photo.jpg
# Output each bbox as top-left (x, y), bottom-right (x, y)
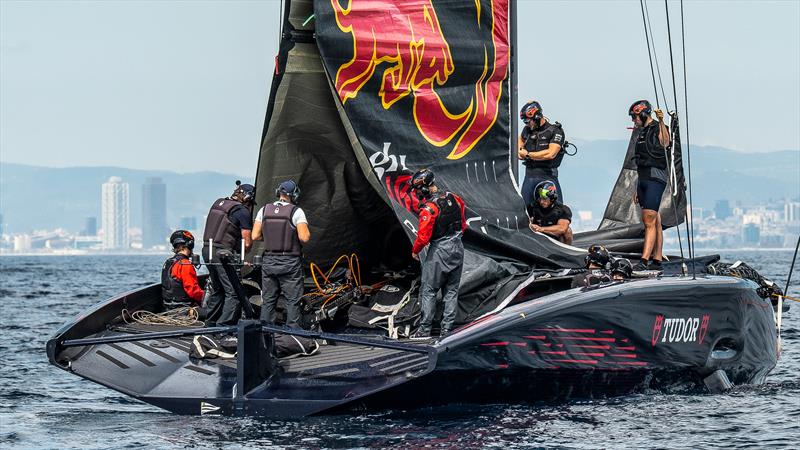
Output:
top-left (170, 230), bottom-right (195, 251)
top-left (610, 257), bottom-right (633, 278)
top-left (585, 244), bottom-right (610, 269)
top-left (276, 180), bottom-right (301, 203)
top-left (233, 180), bottom-right (256, 205)
top-left (628, 100), bottom-right (652, 121)
top-left (520, 100), bottom-right (543, 122)
top-left (410, 168), bottom-right (435, 198)
top-left (534, 180), bottom-right (558, 205)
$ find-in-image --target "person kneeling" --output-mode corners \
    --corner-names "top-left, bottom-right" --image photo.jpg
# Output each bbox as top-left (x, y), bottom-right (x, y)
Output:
top-left (527, 181), bottom-right (573, 245)
top-left (162, 230), bottom-right (204, 307)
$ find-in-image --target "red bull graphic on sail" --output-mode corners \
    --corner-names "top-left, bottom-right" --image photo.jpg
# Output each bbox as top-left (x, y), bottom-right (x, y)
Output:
top-left (331, 0), bottom-right (509, 160)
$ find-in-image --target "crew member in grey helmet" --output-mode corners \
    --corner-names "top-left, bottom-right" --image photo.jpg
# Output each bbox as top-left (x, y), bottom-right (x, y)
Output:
top-left (252, 180), bottom-right (310, 329)
top-left (409, 168), bottom-right (467, 339)
top-left (202, 181), bottom-right (256, 326)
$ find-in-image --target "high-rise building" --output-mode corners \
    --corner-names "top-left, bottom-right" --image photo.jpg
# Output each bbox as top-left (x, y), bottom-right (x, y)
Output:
top-left (714, 200), bottom-right (731, 220)
top-left (742, 223), bottom-right (760, 245)
top-left (784, 201), bottom-right (800, 223)
top-left (101, 176), bottom-right (130, 250)
top-left (142, 177), bottom-right (167, 248)
top-left (82, 217), bottom-right (97, 237)
top-left (180, 216), bottom-right (197, 231)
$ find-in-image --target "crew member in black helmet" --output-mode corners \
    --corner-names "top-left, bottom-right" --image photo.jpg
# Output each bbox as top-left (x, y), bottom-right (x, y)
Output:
top-left (409, 169), bottom-right (467, 339)
top-left (518, 100), bottom-right (567, 205)
top-left (527, 181), bottom-right (573, 244)
top-left (252, 180), bottom-right (310, 328)
top-left (161, 230), bottom-right (204, 306)
top-left (610, 257), bottom-right (633, 281)
top-left (202, 181), bottom-right (256, 325)
top-left (629, 100), bottom-right (670, 272)
top-left (571, 244), bottom-right (612, 288)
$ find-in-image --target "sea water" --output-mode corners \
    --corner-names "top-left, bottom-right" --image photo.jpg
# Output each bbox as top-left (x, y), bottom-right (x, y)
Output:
top-left (1, 251), bottom-right (798, 449)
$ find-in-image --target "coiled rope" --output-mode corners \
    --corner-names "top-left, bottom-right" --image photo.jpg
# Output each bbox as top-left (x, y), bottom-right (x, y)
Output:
top-left (122, 307), bottom-right (204, 327)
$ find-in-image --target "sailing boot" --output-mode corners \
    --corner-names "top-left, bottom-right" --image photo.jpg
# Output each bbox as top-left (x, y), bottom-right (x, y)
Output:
top-left (633, 259), bottom-right (649, 272)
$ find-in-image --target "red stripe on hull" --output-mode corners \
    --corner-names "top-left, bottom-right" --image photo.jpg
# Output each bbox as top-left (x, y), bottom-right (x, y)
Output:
top-left (534, 328), bottom-right (596, 333)
top-left (561, 337), bottom-right (616, 342)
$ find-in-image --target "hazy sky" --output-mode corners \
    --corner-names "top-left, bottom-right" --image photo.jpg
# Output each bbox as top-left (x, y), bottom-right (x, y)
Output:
top-left (1, 0), bottom-right (798, 175)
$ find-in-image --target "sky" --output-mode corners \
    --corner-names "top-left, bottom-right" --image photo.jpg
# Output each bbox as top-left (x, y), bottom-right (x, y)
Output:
top-left (1, 0), bottom-right (798, 175)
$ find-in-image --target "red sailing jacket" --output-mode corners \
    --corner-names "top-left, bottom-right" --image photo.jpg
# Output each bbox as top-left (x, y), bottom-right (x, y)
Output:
top-left (171, 259), bottom-right (204, 303)
top-left (412, 192), bottom-right (467, 255)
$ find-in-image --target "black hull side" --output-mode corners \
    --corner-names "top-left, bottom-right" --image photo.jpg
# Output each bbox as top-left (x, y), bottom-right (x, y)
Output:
top-left (47, 275), bottom-right (777, 417)
top-left (351, 275), bottom-right (777, 411)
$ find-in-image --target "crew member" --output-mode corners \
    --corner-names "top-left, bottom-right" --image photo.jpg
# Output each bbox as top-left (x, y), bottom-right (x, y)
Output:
top-left (161, 230), bottom-right (204, 306)
top-left (629, 100), bottom-right (670, 272)
top-left (202, 180), bottom-right (256, 326)
top-left (585, 244), bottom-right (611, 271)
top-left (252, 180), bottom-right (310, 328)
top-left (610, 257), bottom-right (633, 281)
top-left (409, 169), bottom-right (467, 338)
top-left (527, 181), bottom-right (573, 244)
top-left (571, 244), bottom-right (611, 288)
top-left (518, 100), bottom-right (567, 205)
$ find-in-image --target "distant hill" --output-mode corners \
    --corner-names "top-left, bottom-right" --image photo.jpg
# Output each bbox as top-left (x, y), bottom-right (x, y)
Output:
top-left (0, 163), bottom-right (251, 234)
top-left (1, 143), bottom-right (798, 233)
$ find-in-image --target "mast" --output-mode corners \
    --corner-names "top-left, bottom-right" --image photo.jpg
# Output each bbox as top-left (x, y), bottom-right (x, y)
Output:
top-left (510, 0), bottom-right (519, 183)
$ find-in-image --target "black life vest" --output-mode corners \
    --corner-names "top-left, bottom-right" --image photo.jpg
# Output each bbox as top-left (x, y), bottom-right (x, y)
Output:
top-left (262, 202), bottom-right (302, 256)
top-left (161, 254), bottom-right (191, 303)
top-left (203, 198), bottom-right (244, 251)
top-left (523, 122), bottom-right (566, 171)
top-left (424, 193), bottom-right (462, 240)
top-left (634, 122), bottom-right (668, 170)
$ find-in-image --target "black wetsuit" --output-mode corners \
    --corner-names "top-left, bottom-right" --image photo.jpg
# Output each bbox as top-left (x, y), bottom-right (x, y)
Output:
top-left (521, 122), bottom-right (566, 205)
top-left (527, 202), bottom-right (573, 228)
top-left (634, 121), bottom-right (669, 211)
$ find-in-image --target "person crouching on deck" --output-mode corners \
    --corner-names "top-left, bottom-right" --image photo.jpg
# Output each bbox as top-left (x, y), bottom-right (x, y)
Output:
top-left (409, 169), bottom-right (467, 339)
top-left (527, 180), bottom-right (573, 245)
top-left (161, 230), bottom-right (204, 307)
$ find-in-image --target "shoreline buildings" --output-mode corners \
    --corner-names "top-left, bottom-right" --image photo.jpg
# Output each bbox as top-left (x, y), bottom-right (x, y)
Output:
top-left (142, 177), bottom-right (167, 249)
top-left (101, 176), bottom-right (130, 250)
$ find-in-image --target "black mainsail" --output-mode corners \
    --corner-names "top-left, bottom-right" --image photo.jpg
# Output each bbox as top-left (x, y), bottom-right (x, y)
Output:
top-left (254, 0), bottom-right (585, 279)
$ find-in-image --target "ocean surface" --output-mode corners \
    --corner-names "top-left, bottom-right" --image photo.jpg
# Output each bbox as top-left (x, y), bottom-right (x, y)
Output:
top-left (1, 251), bottom-right (798, 449)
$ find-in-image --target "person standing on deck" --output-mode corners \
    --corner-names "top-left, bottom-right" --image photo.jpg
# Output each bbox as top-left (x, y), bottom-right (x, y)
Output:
top-left (518, 100), bottom-right (567, 205)
top-left (409, 169), bottom-right (467, 339)
top-left (202, 181), bottom-right (256, 325)
top-left (628, 100), bottom-right (670, 272)
top-left (252, 180), bottom-right (310, 329)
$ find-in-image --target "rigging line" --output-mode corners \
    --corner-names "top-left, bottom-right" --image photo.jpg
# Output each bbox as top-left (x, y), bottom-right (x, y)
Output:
top-left (664, 0), bottom-right (691, 269)
top-left (680, 0), bottom-right (697, 278)
top-left (643, 0), bottom-right (670, 110)
top-left (659, 0), bottom-right (684, 266)
top-left (639, 0), bottom-right (660, 109)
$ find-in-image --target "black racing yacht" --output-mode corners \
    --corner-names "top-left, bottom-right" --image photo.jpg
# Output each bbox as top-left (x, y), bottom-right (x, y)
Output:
top-left (47, 0), bottom-right (785, 417)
